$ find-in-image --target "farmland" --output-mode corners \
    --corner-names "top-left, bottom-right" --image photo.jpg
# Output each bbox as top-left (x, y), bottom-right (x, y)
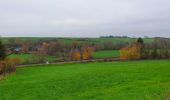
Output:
top-left (8, 54), bottom-right (57, 64)
top-left (7, 50), bottom-right (120, 63)
top-left (1, 37), bottom-right (170, 100)
top-left (2, 37), bottom-right (154, 44)
top-left (93, 50), bottom-right (120, 58)
top-left (0, 60), bottom-right (170, 100)
top-left (1, 0), bottom-right (170, 99)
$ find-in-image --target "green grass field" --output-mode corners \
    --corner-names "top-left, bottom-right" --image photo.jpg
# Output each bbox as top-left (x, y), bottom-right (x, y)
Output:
top-left (0, 60), bottom-right (170, 100)
top-left (8, 54), bottom-right (33, 61)
top-left (93, 50), bottom-right (120, 58)
top-left (8, 54), bottom-right (57, 63)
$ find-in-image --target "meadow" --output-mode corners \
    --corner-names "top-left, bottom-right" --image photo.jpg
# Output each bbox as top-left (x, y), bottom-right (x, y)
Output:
top-left (0, 60), bottom-right (170, 100)
top-left (8, 54), bottom-right (57, 63)
top-left (93, 50), bottom-right (120, 58)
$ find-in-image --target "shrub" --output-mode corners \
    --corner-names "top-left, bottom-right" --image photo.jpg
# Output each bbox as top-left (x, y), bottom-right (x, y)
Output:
top-left (0, 58), bottom-right (21, 75)
top-left (71, 51), bottom-right (81, 61)
top-left (120, 44), bottom-right (141, 60)
top-left (82, 47), bottom-right (94, 60)
top-left (0, 61), bottom-right (6, 75)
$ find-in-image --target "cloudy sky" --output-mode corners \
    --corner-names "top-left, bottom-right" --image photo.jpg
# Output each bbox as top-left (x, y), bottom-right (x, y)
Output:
top-left (0, 0), bottom-right (170, 37)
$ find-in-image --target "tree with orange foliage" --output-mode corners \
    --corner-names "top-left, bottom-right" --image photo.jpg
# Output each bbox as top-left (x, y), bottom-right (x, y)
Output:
top-left (0, 58), bottom-right (21, 75)
top-left (70, 49), bottom-right (81, 61)
top-left (120, 44), bottom-right (141, 60)
top-left (120, 38), bottom-right (145, 61)
top-left (82, 47), bottom-right (94, 60)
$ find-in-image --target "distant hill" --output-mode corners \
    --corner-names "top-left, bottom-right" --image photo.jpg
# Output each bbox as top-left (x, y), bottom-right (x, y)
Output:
top-left (1, 37), bottom-right (155, 45)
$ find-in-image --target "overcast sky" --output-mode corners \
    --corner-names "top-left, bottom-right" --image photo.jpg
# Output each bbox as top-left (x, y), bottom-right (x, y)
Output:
top-left (0, 0), bottom-right (170, 37)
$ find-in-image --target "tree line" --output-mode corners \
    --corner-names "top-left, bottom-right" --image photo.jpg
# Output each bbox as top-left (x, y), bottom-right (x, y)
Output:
top-left (4, 38), bottom-right (129, 62)
top-left (120, 37), bottom-right (170, 60)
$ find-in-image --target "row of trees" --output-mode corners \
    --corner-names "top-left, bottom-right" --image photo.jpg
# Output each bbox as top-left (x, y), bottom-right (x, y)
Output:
top-left (6, 39), bottom-right (96, 61)
top-left (120, 37), bottom-right (170, 60)
top-left (6, 38), bottom-right (129, 55)
top-left (36, 41), bottom-right (94, 61)
top-left (4, 37), bottom-right (170, 63)
top-left (71, 47), bottom-right (94, 60)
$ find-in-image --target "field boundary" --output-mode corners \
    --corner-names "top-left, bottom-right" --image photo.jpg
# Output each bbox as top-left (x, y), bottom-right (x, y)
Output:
top-left (16, 57), bottom-right (120, 68)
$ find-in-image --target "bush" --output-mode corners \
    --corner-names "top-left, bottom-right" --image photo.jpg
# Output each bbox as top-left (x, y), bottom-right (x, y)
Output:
top-left (0, 58), bottom-right (21, 75)
top-left (120, 44), bottom-right (141, 61)
top-left (71, 50), bottom-right (81, 61)
top-left (82, 47), bottom-right (94, 60)
top-left (0, 61), bottom-right (6, 75)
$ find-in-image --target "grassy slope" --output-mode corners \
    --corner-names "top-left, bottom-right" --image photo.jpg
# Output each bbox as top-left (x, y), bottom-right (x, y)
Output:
top-left (93, 50), bottom-right (120, 58)
top-left (0, 60), bottom-right (170, 100)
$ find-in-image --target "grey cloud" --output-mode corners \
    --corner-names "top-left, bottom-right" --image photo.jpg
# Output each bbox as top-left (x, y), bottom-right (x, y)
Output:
top-left (0, 0), bottom-right (170, 37)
